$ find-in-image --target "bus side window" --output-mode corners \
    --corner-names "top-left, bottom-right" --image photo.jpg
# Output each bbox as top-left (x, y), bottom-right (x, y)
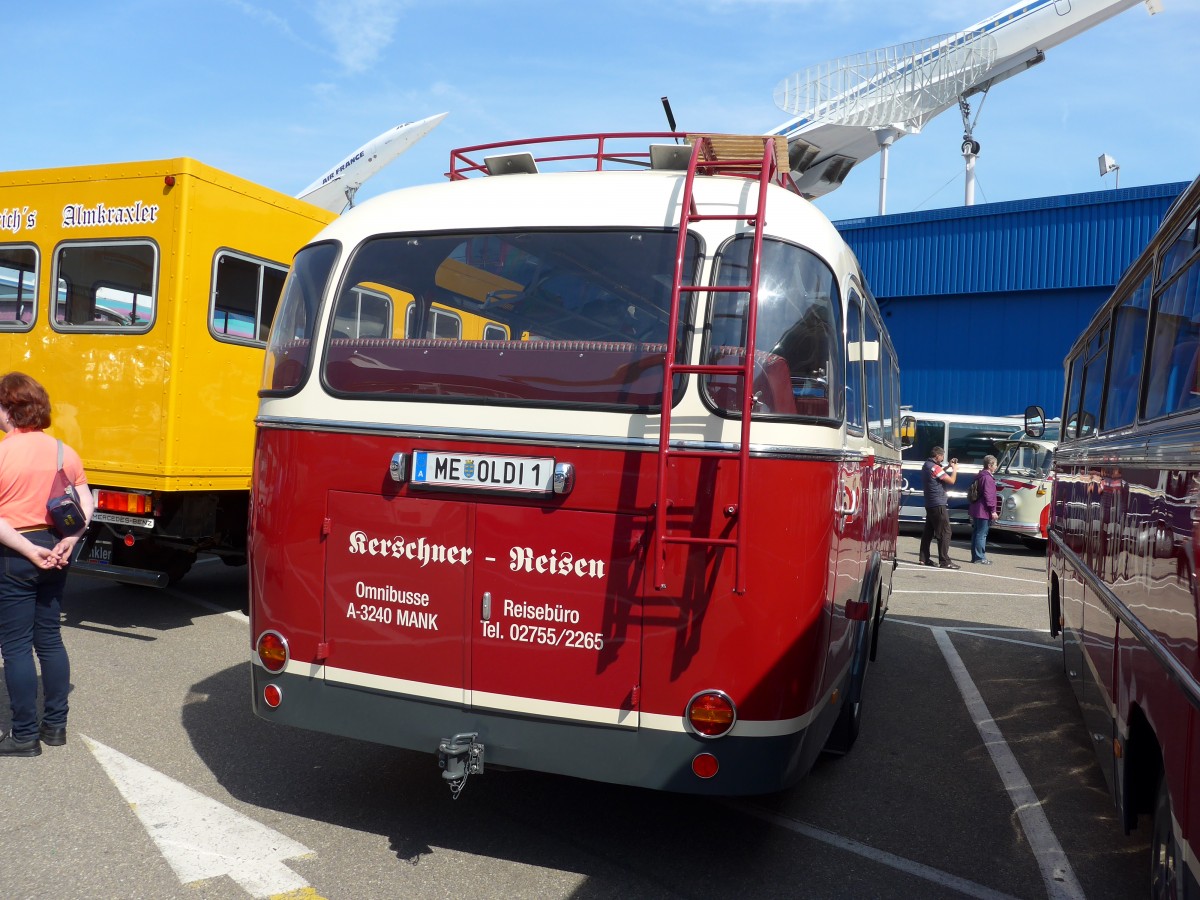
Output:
top-left (901, 419), bottom-right (945, 462)
top-left (1075, 326), bottom-right (1108, 439)
top-left (261, 241), bottom-right (339, 394)
top-left (1101, 273), bottom-right (1150, 430)
top-left (888, 352), bottom-right (901, 447)
top-left (947, 422), bottom-right (1016, 466)
top-left (53, 240), bottom-right (156, 331)
top-left (1063, 356), bottom-right (1084, 439)
top-left (845, 295), bottom-right (864, 434)
top-left (0, 245), bottom-right (37, 330)
top-left (212, 252), bottom-right (289, 344)
top-left (1144, 255), bottom-right (1200, 419)
top-left (705, 236), bottom-right (843, 420)
top-left (864, 313), bottom-right (882, 440)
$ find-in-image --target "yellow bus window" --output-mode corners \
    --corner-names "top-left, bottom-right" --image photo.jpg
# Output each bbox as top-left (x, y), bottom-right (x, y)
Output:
top-left (53, 240), bottom-right (156, 331)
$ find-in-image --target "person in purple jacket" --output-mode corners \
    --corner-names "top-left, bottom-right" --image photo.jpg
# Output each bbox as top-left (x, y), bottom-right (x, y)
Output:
top-left (969, 455), bottom-right (1000, 564)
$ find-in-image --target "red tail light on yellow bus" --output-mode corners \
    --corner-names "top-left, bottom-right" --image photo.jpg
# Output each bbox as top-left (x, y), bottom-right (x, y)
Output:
top-left (95, 489), bottom-right (155, 516)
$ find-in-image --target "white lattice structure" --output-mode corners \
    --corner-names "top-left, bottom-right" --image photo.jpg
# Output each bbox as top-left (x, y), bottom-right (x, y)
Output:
top-left (774, 30), bottom-right (999, 133)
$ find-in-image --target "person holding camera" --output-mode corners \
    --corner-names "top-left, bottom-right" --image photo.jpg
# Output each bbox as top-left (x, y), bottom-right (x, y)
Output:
top-left (918, 445), bottom-right (960, 569)
top-left (0, 372), bottom-right (93, 757)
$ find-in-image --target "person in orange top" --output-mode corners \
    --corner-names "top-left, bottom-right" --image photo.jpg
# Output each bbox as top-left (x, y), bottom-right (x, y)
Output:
top-left (0, 372), bottom-right (93, 757)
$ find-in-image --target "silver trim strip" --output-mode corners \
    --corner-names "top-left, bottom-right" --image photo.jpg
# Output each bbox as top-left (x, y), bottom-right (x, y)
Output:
top-left (254, 655), bottom-right (824, 736)
top-left (1050, 531), bottom-right (1200, 713)
top-left (256, 415), bottom-right (873, 463)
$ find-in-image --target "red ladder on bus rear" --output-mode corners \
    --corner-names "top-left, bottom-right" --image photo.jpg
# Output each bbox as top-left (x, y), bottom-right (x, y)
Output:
top-left (653, 134), bottom-right (791, 594)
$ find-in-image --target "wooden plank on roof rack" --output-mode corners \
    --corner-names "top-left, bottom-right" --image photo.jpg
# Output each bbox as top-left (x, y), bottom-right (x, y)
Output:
top-left (686, 134), bottom-right (789, 177)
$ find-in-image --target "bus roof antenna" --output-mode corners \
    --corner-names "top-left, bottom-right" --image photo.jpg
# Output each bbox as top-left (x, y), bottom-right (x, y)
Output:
top-left (661, 97), bottom-right (678, 139)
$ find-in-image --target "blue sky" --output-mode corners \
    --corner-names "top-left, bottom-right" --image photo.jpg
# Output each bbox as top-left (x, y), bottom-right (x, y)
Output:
top-left (9, 0), bottom-right (1199, 222)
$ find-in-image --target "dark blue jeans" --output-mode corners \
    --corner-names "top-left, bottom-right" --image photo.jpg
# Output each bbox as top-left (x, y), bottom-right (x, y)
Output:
top-left (971, 516), bottom-right (992, 562)
top-left (0, 530), bottom-right (71, 742)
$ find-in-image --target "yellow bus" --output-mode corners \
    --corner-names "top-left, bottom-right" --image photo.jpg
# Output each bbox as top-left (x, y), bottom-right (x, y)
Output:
top-left (0, 158), bottom-right (334, 585)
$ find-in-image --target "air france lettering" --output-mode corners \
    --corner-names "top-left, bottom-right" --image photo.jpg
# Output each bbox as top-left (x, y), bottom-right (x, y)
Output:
top-left (62, 201), bottom-right (159, 228)
top-left (347, 531), bottom-right (472, 567)
top-left (510, 546), bottom-right (605, 579)
top-left (321, 150), bottom-right (366, 186)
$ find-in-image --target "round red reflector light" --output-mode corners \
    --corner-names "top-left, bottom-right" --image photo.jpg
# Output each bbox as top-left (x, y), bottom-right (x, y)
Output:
top-left (686, 690), bottom-right (736, 738)
top-left (123, 533), bottom-right (136, 547)
top-left (256, 630), bottom-right (289, 674)
top-left (263, 683), bottom-right (282, 708)
top-left (692, 753), bottom-right (719, 779)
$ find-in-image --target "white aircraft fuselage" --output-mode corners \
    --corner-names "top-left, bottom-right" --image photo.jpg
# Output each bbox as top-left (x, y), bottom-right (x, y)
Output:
top-left (297, 112), bottom-right (448, 213)
top-left (771, 0), bottom-right (1157, 198)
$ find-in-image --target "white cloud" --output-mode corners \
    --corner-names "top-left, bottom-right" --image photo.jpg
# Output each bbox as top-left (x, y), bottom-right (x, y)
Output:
top-left (313, 0), bottom-right (403, 74)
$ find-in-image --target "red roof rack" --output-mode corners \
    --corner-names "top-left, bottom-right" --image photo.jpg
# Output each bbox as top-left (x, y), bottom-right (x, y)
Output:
top-left (447, 132), bottom-right (794, 191)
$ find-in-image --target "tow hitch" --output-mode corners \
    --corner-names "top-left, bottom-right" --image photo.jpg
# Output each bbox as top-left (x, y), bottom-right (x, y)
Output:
top-left (437, 732), bottom-right (484, 799)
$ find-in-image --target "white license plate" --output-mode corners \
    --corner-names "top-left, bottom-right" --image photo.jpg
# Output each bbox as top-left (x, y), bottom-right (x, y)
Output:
top-left (92, 511), bottom-right (155, 529)
top-left (411, 450), bottom-right (555, 494)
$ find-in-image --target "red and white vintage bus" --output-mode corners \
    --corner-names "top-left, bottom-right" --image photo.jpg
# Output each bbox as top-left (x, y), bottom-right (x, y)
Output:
top-left (1038, 172), bottom-right (1200, 897)
top-left (249, 133), bottom-right (902, 795)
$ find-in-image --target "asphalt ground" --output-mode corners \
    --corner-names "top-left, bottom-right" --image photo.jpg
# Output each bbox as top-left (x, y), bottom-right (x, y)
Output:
top-left (0, 531), bottom-right (1151, 899)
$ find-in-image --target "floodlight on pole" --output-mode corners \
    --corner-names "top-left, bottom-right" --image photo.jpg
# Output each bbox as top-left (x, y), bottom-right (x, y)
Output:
top-left (1099, 153), bottom-right (1120, 189)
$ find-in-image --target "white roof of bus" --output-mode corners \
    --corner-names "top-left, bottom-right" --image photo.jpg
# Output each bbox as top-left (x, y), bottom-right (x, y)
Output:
top-left (901, 410), bottom-right (1025, 424)
top-left (312, 170), bottom-right (856, 273)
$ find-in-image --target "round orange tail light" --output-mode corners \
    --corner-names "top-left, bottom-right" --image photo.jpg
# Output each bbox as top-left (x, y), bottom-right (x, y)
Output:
top-left (686, 690), bottom-right (736, 738)
top-left (256, 630), bottom-right (289, 674)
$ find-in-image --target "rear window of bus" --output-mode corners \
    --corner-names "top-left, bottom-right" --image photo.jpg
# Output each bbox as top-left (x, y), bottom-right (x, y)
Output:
top-left (309, 228), bottom-right (701, 411)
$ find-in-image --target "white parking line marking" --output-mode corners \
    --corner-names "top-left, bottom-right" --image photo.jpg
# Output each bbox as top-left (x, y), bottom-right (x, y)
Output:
top-left (175, 592), bottom-right (249, 622)
top-left (83, 736), bottom-right (317, 898)
top-left (932, 630), bottom-right (1086, 900)
top-left (729, 803), bottom-right (1021, 900)
top-left (890, 618), bottom-right (1062, 653)
top-left (895, 563), bottom-right (1045, 584)
top-left (893, 590), bottom-right (1043, 597)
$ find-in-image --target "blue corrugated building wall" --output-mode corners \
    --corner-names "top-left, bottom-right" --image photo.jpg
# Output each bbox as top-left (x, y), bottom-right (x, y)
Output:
top-left (834, 181), bottom-right (1190, 416)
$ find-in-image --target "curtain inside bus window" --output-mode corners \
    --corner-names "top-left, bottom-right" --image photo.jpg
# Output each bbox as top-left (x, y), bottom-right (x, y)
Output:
top-left (262, 241), bottom-right (339, 393)
top-left (0, 245), bottom-right (37, 329)
top-left (321, 229), bottom-right (697, 410)
top-left (53, 241), bottom-right (156, 332)
top-left (1100, 273), bottom-right (1151, 430)
top-left (1144, 256), bottom-right (1200, 419)
top-left (703, 236), bottom-right (843, 421)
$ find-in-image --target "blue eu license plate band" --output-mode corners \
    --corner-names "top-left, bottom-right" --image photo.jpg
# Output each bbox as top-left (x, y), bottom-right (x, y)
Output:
top-left (411, 450), bottom-right (556, 494)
